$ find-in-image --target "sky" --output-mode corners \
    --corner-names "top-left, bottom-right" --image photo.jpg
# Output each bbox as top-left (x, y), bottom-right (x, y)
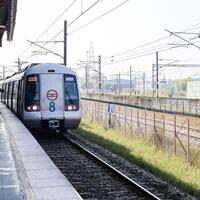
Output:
top-left (1, 0), bottom-right (200, 80)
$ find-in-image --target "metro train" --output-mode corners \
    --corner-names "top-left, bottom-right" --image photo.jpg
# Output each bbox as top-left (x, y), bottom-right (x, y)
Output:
top-left (0, 63), bottom-right (82, 131)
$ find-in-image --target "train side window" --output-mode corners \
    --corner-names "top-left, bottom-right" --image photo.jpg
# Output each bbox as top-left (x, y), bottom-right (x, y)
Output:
top-left (8, 82), bottom-right (12, 108)
top-left (6, 83), bottom-right (8, 104)
top-left (3, 84), bottom-right (5, 102)
top-left (17, 80), bottom-right (21, 116)
top-left (13, 81), bottom-right (18, 100)
top-left (0, 85), bottom-right (1, 101)
top-left (11, 82), bottom-right (15, 110)
top-left (4, 84), bottom-right (7, 103)
top-left (12, 81), bottom-right (18, 112)
top-left (2, 84), bottom-right (4, 101)
top-left (25, 74), bottom-right (40, 111)
top-left (0, 84), bottom-right (3, 101)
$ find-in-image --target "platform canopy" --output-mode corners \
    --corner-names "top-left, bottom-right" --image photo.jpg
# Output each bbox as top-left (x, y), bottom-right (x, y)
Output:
top-left (0, 0), bottom-right (17, 47)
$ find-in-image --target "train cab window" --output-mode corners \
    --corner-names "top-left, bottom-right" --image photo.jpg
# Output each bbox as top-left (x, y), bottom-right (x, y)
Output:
top-left (64, 74), bottom-right (79, 111)
top-left (25, 74), bottom-right (40, 111)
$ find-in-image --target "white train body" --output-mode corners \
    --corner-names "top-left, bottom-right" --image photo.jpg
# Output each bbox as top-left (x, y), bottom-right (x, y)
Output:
top-left (0, 63), bottom-right (82, 131)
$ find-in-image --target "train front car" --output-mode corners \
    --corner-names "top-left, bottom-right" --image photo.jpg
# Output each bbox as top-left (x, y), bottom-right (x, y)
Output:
top-left (23, 63), bottom-right (82, 131)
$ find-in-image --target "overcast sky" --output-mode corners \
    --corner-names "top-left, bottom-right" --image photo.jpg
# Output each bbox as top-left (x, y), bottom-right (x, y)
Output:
top-left (1, 0), bottom-right (200, 79)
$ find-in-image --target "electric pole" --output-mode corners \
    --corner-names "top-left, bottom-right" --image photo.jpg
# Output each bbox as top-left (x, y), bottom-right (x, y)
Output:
top-left (3, 66), bottom-right (5, 79)
top-left (129, 66), bottom-right (132, 96)
top-left (143, 72), bottom-right (145, 96)
top-left (18, 58), bottom-right (21, 72)
top-left (118, 73), bottom-right (121, 95)
top-left (156, 51), bottom-right (159, 98)
top-left (85, 66), bottom-right (88, 94)
top-left (98, 55), bottom-right (102, 94)
top-left (64, 20), bottom-right (67, 66)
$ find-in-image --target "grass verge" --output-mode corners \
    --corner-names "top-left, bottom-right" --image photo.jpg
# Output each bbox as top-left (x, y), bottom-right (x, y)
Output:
top-left (78, 118), bottom-right (200, 199)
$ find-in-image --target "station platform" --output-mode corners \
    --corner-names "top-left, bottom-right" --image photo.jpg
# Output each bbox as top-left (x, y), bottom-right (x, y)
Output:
top-left (0, 103), bottom-right (83, 200)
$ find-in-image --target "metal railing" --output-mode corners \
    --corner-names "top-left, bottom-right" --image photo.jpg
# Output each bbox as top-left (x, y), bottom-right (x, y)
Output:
top-left (84, 94), bottom-right (200, 117)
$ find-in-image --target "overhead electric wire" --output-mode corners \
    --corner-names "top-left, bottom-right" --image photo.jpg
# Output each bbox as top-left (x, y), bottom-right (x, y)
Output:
top-left (102, 41), bottom-right (170, 62)
top-left (102, 37), bottom-right (200, 66)
top-left (102, 33), bottom-right (197, 62)
top-left (24, 33), bottom-right (64, 61)
top-left (102, 35), bottom-right (169, 60)
top-left (101, 21), bottom-right (200, 66)
top-left (102, 46), bottom-right (172, 66)
top-left (19, 1), bottom-right (200, 66)
top-left (24, 0), bottom-right (103, 61)
top-left (22, 26), bottom-right (65, 61)
top-left (68, 0), bottom-right (132, 35)
top-left (68, 0), bottom-right (103, 27)
top-left (101, 39), bottom-right (173, 64)
top-left (18, 0), bottom-right (78, 58)
top-left (35, 0), bottom-right (78, 40)
top-left (47, 0), bottom-right (104, 40)
top-left (182, 21), bottom-right (200, 32)
top-left (102, 36), bottom-right (200, 66)
top-left (101, 20), bottom-right (200, 64)
top-left (104, 35), bottom-right (200, 63)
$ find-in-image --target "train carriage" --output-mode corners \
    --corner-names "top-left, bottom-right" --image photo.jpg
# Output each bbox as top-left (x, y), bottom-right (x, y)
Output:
top-left (0, 63), bottom-right (82, 131)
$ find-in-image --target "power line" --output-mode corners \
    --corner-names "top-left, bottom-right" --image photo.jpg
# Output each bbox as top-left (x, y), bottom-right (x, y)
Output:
top-left (24, 0), bottom-right (103, 62)
top-left (101, 36), bottom-right (200, 66)
top-left (68, 0), bottom-right (103, 27)
top-left (51, 0), bottom-right (103, 39)
top-left (182, 21), bottom-right (200, 32)
top-left (27, 40), bottom-right (64, 59)
top-left (101, 21), bottom-right (200, 63)
top-left (35, 0), bottom-right (78, 41)
top-left (18, 0), bottom-right (78, 58)
top-left (102, 46), bottom-right (171, 66)
top-left (165, 29), bottom-right (200, 50)
top-left (102, 37), bottom-right (200, 66)
top-left (68, 0), bottom-right (132, 35)
top-left (19, 2), bottom-right (200, 66)
top-left (103, 36), bottom-right (169, 60)
top-left (102, 33), bottom-right (199, 62)
top-left (102, 41), bottom-right (169, 62)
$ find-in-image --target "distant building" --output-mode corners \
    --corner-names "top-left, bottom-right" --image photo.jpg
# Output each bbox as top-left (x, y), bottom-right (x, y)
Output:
top-left (187, 79), bottom-right (200, 99)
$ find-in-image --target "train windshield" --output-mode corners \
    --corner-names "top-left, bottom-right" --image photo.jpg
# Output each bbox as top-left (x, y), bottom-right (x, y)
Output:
top-left (25, 74), bottom-right (40, 108)
top-left (64, 74), bottom-right (79, 104)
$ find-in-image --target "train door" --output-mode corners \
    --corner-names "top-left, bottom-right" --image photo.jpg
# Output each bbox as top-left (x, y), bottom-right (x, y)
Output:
top-left (40, 74), bottom-right (64, 122)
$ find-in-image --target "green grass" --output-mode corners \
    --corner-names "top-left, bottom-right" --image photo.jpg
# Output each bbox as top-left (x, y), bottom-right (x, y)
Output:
top-left (78, 118), bottom-right (200, 199)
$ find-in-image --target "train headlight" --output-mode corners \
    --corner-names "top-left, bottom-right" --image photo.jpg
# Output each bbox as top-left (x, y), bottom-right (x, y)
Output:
top-left (68, 105), bottom-right (73, 111)
top-left (27, 106), bottom-right (31, 111)
top-left (26, 105), bottom-right (40, 112)
top-left (32, 105), bottom-right (38, 111)
top-left (65, 104), bottom-right (79, 111)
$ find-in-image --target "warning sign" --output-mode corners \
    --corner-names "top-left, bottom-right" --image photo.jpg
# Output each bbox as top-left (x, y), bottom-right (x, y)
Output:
top-left (47, 90), bottom-right (58, 101)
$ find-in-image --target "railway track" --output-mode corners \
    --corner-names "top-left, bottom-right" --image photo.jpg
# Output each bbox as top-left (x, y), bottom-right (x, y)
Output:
top-left (33, 131), bottom-right (161, 200)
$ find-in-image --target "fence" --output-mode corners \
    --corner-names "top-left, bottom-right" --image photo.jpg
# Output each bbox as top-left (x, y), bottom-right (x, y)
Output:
top-left (82, 98), bottom-right (200, 164)
top-left (85, 94), bottom-right (200, 117)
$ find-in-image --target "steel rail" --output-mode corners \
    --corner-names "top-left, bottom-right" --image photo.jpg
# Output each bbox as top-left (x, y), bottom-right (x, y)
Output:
top-left (64, 132), bottom-right (161, 200)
